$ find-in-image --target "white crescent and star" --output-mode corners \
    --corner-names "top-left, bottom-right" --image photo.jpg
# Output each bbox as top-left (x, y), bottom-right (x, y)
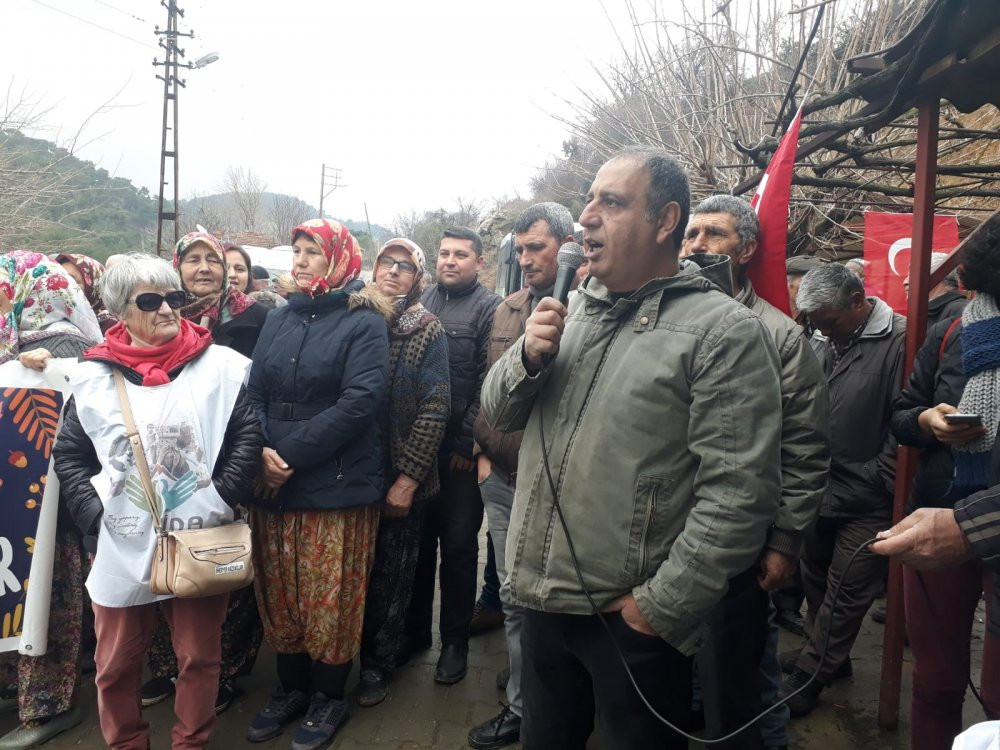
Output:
top-left (887, 237), bottom-right (912, 276)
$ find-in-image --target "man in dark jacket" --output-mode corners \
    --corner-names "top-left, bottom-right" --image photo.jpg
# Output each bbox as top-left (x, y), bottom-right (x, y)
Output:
top-left (782, 262), bottom-right (906, 717)
top-left (467, 202), bottom-right (575, 749)
top-left (407, 226), bottom-right (500, 685)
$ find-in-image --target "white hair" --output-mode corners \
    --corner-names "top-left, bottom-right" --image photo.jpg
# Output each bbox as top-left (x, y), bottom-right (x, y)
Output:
top-left (100, 253), bottom-right (181, 318)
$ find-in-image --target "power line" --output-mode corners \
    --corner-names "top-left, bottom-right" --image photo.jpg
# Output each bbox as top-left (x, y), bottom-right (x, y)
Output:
top-left (23, 0), bottom-right (156, 50)
top-left (87, 0), bottom-right (148, 24)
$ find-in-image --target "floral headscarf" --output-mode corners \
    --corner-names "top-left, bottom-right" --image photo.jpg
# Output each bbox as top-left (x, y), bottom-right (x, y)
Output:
top-left (172, 232), bottom-right (254, 330)
top-left (0, 250), bottom-right (103, 364)
top-left (55, 252), bottom-right (117, 332)
top-left (291, 219), bottom-right (363, 297)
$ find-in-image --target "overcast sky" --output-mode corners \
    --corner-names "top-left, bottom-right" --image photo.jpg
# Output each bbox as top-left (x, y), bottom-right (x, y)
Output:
top-left (2, 0), bottom-right (653, 228)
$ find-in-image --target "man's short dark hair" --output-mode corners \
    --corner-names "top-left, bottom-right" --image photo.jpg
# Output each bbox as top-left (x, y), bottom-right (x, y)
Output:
top-left (251, 264), bottom-right (270, 280)
top-left (691, 195), bottom-right (760, 249)
top-left (612, 148), bottom-right (690, 249)
top-left (442, 227), bottom-right (484, 256)
top-left (512, 203), bottom-right (574, 243)
top-left (959, 240), bottom-right (1000, 300)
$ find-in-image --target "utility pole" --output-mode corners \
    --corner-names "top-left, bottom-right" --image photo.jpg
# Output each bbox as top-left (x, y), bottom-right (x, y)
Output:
top-left (152, 1), bottom-right (218, 257)
top-left (318, 164), bottom-right (344, 219)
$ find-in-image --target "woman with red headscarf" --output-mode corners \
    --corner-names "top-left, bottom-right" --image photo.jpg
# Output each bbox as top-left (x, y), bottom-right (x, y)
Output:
top-left (245, 219), bottom-right (390, 749)
top-left (55, 253), bottom-right (117, 333)
top-left (172, 232), bottom-right (269, 358)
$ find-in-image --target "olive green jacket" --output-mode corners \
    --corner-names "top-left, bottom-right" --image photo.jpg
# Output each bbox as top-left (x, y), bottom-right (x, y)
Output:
top-left (481, 258), bottom-right (783, 655)
top-left (736, 281), bottom-right (830, 558)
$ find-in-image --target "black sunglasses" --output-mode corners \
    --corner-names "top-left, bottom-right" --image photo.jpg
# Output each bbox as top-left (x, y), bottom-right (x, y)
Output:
top-left (376, 256), bottom-right (418, 275)
top-left (131, 290), bottom-right (189, 311)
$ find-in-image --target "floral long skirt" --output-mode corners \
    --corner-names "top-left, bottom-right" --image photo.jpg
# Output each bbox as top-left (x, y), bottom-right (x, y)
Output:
top-left (252, 504), bottom-right (379, 665)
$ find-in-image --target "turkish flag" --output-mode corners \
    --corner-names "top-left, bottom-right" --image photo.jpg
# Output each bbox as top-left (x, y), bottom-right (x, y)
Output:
top-left (748, 107), bottom-right (802, 316)
top-left (863, 212), bottom-right (960, 315)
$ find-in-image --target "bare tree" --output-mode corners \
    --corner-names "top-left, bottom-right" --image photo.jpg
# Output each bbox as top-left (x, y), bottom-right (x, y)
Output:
top-left (268, 194), bottom-right (312, 244)
top-left (535, 0), bottom-right (1000, 256)
top-left (222, 166), bottom-right (267, 232)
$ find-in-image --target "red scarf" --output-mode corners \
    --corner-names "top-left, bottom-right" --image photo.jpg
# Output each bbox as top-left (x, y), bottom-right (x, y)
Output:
top-left (85, 319), bottom-right (213, 385)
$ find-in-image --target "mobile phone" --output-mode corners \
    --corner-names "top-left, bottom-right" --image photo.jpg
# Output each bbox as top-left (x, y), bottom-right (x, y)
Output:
top-left (943, 413), bottom-right (983, 426)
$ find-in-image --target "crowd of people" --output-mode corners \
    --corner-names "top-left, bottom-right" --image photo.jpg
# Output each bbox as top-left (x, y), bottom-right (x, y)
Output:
top-left (0, 146), bottom-right (997, 750)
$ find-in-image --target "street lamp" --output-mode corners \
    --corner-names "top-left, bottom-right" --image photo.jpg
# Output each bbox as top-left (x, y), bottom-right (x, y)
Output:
top-left (191, 52), bottom-right (219, 69)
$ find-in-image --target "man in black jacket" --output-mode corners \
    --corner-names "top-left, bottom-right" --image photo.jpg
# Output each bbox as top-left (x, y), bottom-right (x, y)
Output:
top-left (406, 226), bottom-right (501, 684)
top-left (782, 262), bottom-right (906, 717)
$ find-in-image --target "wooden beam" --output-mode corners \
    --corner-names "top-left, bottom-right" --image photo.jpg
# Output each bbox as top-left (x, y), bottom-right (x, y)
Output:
top-left (879, 97), bottom-right (940, 730)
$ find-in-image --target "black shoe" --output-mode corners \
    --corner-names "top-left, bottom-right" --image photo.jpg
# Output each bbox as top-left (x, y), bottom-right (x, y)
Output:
top-left (434, 643), bottom-right (469, 685)
top-left (495, 667), bottom-right (510, 691)
top-left (774, 608), bottom-right (806, 636)
top-left (870, 605), bottom-right (886, 624)
top-left (215, 680), bottom-right (237, 715)
top-left (468, 705), bottom-right (521, 749)
top-left (782, 668), bottom-right (823, 718)
top-left (779, 651), bottom-right (851, 681)
top-left (469, 601), bottom-right (505, 637)
top-left (291, 693), bottom-right (349, 750)
top-left (246, 688), bottom-right (310, 742)
top-left (357, 669), bottom-right (388, 708)
top-left (140, 675), bottom-right (175, 707)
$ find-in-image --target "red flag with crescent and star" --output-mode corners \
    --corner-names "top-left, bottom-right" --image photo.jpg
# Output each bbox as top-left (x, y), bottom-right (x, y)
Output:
top-left (862, 212), bottom-right (960, 315)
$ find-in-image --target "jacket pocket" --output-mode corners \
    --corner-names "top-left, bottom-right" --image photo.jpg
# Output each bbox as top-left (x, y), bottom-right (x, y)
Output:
top-left (622, 474), bottom-right (674, 581)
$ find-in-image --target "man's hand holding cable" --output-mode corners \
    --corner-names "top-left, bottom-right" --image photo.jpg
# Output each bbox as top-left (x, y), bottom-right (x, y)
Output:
top-left (522, 297), bottom-right (567, 375)
top-left (870, 507), bottom-right (972, 568)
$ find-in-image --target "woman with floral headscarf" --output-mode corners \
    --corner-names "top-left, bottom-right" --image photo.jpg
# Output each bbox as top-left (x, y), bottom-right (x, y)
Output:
top-left (245, 219), bottom-right (390, 749)
top-left (172, 232), bottom-right (269, 358)
top-left (55, 253), bottom-right (117, 333)
top-left (0, 251), bottom-right (101, 750)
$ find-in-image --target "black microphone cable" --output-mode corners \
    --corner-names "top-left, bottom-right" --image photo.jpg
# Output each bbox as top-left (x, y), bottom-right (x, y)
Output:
top-left (535, 375), bottom-right (880, 744)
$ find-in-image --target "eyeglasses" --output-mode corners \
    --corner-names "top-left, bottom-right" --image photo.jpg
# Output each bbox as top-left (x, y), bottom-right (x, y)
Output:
top-left (376, 256), bottom-right (418, 275)
top-left (130, 290), bottom-right (189, 311)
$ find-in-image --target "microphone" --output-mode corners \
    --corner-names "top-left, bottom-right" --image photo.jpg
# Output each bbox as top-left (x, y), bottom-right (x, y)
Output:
top-left (552, 242), bottom-right (586, 305)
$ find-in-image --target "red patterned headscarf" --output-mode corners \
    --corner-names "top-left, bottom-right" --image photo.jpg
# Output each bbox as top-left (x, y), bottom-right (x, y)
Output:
top-left (291, 219), bottom-right (363, 296)
top-left (172, 231), bottom-right (254, 329)
top-left (55, 252), bottom-right (117, 332)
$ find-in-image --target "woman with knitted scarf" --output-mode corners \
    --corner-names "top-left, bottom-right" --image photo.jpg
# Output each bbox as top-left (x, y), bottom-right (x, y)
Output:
top-left (245, 219), bottom-right (390, 750)
top-left (172, 232), bottom-right (269, 358)
top-left (888, 239), bottom-right (1000, 750)
top-left (357, 239), bottom-right (450, 708)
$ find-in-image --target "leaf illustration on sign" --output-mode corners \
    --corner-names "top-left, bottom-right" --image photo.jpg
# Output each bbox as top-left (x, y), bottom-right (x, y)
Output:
top-left (1, 388), bottom-right (60, 458)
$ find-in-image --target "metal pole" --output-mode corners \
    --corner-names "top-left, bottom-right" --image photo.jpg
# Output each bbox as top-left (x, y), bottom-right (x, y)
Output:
top-left (878, 96), bottom-right (939, 730)
top-left (170, 7), bottom-right (180, 252)
top-left (319, 163), bottom-right (325, 218)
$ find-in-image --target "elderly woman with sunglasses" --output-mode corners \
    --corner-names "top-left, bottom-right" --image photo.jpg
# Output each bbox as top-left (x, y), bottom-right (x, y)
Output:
top-left (53, 253), bottom-right (262, 750)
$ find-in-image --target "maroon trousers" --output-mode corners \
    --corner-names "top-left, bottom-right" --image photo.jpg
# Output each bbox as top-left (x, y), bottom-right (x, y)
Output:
top-left (93, 594), bottom-right (228, 750)
top-left (905, 562), bottom-right (1000, 750)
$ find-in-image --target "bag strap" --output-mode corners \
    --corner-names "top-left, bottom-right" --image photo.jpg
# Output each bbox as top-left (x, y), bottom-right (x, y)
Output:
top-left (112, 370), bottom-right (164, 534)
top-left (939, 316), bottom-right (962, 362)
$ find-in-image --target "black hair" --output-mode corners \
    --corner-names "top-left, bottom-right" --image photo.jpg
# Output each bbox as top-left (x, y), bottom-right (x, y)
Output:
top-left (612, 147), bottom-right (691, 249)
top-left (442, 227), bottom-right (484, 256)
top-left (959, 240), bottom-right (1000, 300)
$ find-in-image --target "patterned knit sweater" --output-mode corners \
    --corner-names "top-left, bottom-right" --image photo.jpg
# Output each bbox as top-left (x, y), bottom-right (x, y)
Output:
top-left (379, 306), bottom-right (451, 503)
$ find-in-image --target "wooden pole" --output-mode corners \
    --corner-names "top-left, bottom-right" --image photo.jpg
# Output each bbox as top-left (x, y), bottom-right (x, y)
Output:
top-left (878, 96), bottom-right (939, 730)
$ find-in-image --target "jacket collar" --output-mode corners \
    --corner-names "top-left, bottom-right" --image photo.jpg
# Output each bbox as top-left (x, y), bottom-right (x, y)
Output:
top-left (434, 278), bottom-right (481, 300)
top-left (812, 296), bottom-right (895, 345)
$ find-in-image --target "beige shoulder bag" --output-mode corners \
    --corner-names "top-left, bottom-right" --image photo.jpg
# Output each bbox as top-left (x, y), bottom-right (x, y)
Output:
top-left (113, 370), bottom-right (254, 598)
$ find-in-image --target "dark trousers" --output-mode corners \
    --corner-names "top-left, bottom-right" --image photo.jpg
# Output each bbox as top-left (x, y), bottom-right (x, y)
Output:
top-left (406, 457), bottom-right (484, 645)
top-left (361, 503), bottom-right (426, 674)
top-left (905, 562), bottom-right (1000, 750)
top-left (520, 609), bottom-right (693, 750)
top-left (797, 516), bottom-right (887, 683)
top-left (696, 566), bottom-right (769, 750)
